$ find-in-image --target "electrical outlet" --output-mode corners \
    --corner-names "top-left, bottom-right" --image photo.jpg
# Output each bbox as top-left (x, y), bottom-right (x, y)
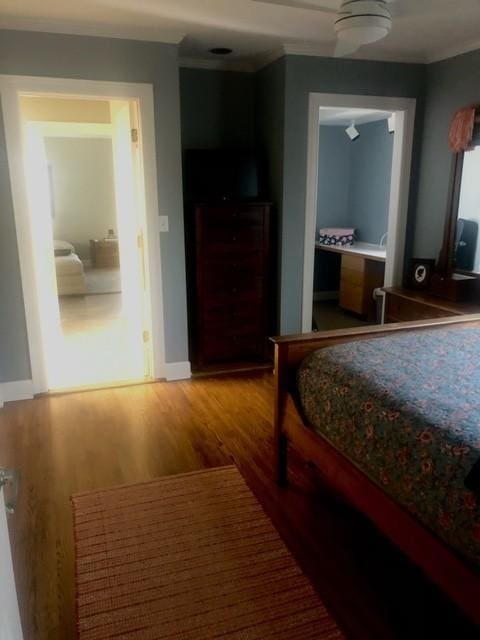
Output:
top-left (159, 216), bottom-right (169, 232)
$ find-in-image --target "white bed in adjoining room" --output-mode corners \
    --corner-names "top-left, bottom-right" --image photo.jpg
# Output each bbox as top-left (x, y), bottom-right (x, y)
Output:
top-left (54, 241), bottom-right (87, 296)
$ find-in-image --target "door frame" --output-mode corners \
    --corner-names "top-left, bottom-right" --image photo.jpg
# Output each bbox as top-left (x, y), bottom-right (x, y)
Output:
top-left (0, 75), bottom-right (166, 393)
top-left (301, 92), bottom-right (416, 332)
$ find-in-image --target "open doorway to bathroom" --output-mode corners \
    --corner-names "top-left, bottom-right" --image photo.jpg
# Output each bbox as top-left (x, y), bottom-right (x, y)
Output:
top-left (18, 94), bottom-right (152, 390)
top-left (302, 93), bottom-right (416, 333)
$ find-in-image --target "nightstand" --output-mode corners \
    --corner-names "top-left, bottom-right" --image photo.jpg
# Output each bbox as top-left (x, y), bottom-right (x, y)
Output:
top-left (90, 239), bottom-right (120, 268)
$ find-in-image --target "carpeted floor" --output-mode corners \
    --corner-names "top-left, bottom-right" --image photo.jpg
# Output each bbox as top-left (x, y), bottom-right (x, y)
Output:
top-left (72, 466), bottom-right (344, 640)
top-left (85, 267), bottom-right (121, 295)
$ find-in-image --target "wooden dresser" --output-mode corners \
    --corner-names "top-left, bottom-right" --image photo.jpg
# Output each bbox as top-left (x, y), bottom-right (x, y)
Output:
top-left (384, 287), bottom-right (480, 322)
top-left (90, 239), bottom-right (120, 268)
top-left (187, 202), bottom-right (272, 370)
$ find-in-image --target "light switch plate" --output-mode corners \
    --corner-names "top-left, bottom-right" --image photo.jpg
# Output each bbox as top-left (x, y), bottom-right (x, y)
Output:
top-left (159, 216), bottom-right (169, 232)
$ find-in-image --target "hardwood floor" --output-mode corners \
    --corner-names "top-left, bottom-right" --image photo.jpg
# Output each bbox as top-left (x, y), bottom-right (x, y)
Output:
top-left (0, 372), bottom-right (477, 640)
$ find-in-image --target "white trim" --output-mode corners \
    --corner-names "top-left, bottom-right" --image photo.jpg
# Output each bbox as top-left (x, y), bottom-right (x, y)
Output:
top-left (33, 122), bottom-right (113, 138)
top-left (179, 57), bottom-right (256, 73)
top-left (163, 361), bottom-right (191, 381)
top-left (302, 92), bottom-right (416, 333)
top-left (0, 75), bottom-right (167, 393)
top-left (426, 38), bottom-right (480, 64)
top-left (0, 17), bottom-right (184, 45)
top-left (282, 42), bottom-right (424, 64)
top-left (0, 380), bottom-right (34, 407)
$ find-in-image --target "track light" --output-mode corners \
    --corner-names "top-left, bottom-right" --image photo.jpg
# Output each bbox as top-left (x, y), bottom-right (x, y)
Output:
top-left (345, 122), bottom-right (359, 140)
top-left (388, 114), bottom-right (395, 133)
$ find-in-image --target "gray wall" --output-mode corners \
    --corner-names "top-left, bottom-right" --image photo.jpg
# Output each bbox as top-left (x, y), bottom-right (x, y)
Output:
top-left (414, 49), bottom-right (480, 259)
top-left (317, 126), bottom-right (351, 228)
top-left (255, 58), bottom-right (286, 331)
top-left (0, 29), bottom-right (187, 383)
top-left (279, 55), bottom-right (425, 334)
top-left (0, 107), bottom-right (30, 382)
top-left (315, 120), bottom-right (393, 291)
top-left (348, 119), bottom-right (393, 244)
top-left (179, 68), bottom-right (255, 150)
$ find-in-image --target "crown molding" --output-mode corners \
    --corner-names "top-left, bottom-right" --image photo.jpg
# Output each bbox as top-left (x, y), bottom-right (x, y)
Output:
top-left (178, 56), bottom-right (256, 73)
top-left (426, 38), bottom-right (480, 64)
top-left (0, 16), bottom-right (185, 45)
top-left (251, 47), bottom-right (286, 71)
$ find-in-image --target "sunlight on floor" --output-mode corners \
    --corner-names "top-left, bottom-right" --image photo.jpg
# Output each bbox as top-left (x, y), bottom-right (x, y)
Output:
top-left (48, 289), bottom-right (145, 389)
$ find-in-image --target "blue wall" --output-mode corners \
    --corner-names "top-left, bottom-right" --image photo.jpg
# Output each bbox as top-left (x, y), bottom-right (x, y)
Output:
top-left (348, 120), bottom-right (393, 244)
top-left (179, 68), bottom-right (256, 150)
top-left (278, 55), bottom-right (425, 335)
top-left (415, 49), bottom-right (480, 259)
top-left (317, 126), bottom-right (352, 228)
top-left (256, 58), bottom-right (287, 330)
top-left (0, 29), bottom-right (188, 383)
top-left (317, 120), bottom-right (393, 242)
top-left (315, 120), bottom-right (393, 292)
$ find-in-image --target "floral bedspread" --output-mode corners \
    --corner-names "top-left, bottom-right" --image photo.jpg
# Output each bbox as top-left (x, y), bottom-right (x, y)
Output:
top-left (297, 327), bottom-right (480, 570)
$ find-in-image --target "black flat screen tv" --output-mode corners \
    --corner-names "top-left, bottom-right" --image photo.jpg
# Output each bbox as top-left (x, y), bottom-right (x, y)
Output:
top-left (183, 149), bottom-right (260, 201)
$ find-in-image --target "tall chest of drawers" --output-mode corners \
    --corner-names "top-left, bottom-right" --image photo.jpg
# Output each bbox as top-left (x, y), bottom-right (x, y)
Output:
top-left (187, 202), bottom-right (273, 370)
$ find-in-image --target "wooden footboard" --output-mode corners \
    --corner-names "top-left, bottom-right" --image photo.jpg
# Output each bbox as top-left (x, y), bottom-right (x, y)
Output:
top-left (271, 314), bottom-right (480, 625)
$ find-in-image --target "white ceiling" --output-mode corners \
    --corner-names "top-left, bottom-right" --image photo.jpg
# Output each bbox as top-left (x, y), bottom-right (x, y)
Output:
top-left (319, 107), bottom-right (391, 126)
top-left (1, 0), bottom-right (480, 67)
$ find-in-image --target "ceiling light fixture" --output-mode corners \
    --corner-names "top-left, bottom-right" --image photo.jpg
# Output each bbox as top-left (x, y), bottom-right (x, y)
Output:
top-left (334, 0), bottom-right (393, 57)
top-left (209, 47), bottom-right (233, 55)
top-left (345, 122), bottom-right (360, 140)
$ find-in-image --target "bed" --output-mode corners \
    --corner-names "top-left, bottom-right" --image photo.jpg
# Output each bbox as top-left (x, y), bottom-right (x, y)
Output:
top-left (271, 315), bottom-right (480, 626)
top-left (54, 240), bottom-right (87, 296)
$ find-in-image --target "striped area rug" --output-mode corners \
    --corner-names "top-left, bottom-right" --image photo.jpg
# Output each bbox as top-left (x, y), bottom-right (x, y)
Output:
top-left (72, 466), bottom-right (344, 639)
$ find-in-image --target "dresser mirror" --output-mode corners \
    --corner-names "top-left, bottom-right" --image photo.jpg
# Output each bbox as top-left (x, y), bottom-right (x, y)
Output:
top-left (439, 120), bottom-right (480, 279)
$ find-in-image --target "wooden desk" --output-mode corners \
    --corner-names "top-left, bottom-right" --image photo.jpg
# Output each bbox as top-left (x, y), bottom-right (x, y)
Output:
top-left (316, 243), bottom-right (386, 318)
top-left (384, 287), bottom-right (480, 322)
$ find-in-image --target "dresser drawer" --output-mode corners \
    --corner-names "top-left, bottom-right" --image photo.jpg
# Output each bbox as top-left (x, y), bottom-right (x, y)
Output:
top-left (199, 206), bottom-right (265, 228)
top-left (204, 274), bottom-right (264, 298)
top-left (202, 254), bottom-right (263, 293)
top-left (202, 330), bottom-right (264, 362)
top-left (202, 300), bottom-right (264, 330)
top-left (201, 224), bottom-right (264, 253)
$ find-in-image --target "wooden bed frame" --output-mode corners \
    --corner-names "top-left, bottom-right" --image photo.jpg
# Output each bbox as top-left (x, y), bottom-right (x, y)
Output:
top-left (271, 315), bottom-right (480, 626)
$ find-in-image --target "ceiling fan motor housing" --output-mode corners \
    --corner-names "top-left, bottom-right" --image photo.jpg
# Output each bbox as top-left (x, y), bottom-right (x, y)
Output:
top-left (335, 0), bottom-right (393, 46)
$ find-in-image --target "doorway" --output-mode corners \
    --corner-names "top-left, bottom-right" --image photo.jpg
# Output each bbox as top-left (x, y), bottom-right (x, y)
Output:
top-left (1, 77), bottom-right (166, 393)
top-left (302, 93), bottom-right (416, 333)
top-left (21, 96), bottom-right (150, 389)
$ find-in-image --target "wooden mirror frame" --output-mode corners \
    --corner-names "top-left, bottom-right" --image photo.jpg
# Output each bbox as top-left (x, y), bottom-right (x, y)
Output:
top-left (437, 151), bottom-right (465, 278)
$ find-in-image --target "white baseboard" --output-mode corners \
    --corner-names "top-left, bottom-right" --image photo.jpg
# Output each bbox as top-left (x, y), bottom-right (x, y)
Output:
top-left (164, 361), bottom-right (191, 381)
top-left (313, 291), bottom-right (339, 302)
top-left (0, 380), bottom-right (34, 407)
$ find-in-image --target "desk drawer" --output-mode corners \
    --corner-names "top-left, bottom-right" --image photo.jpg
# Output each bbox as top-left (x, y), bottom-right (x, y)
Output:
top-left (342, 254), bottom-right (365, 273)
top-left (339, 281), bottom-right (364, 314)
top-left (340, 266), bottom-right (364, 287)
